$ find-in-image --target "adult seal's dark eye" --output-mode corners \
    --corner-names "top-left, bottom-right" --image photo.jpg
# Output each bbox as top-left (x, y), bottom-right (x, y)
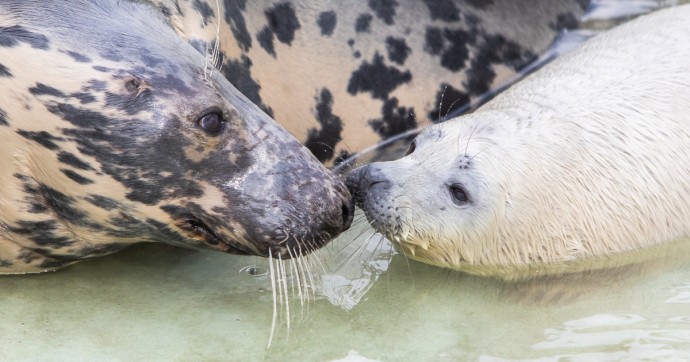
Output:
top-left (449, 184), bottom-right (469, 205)
top-left (405, 140), bottom-right (416, 156)
top-left (197, 112), bottom-right (224, 135)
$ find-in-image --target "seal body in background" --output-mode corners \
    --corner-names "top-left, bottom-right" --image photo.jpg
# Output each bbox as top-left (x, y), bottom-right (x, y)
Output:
top-left (0, 0), bottom-right (353, 274)
top-left (346, 6), bottom-right (690, 278)
top-left (153, 0), bottom-right (590, 165)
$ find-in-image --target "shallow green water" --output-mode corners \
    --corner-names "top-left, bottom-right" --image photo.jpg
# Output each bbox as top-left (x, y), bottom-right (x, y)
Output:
top-left (2, 223), bottom-right (690, 361)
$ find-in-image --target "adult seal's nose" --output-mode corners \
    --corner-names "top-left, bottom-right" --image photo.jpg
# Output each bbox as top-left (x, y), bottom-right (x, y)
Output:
top-left (331, 181), bottom-right (354, 233)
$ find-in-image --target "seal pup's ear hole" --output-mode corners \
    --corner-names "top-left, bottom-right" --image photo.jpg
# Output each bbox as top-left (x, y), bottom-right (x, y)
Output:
top-left (449, 183), bottom-right (470, 206)
top-left (405, 140), bottom-right (416, 156)
top-left (123, 76), bottom-right (150, 95)
top-left (196, 110), bottom-right (226, 135)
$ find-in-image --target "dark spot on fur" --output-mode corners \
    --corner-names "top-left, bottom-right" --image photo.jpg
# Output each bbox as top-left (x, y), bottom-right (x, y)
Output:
top-left (14, 174), bottom-right (48, 213)
top-left (70, 92), bottom-right (97, 104)
top-left (38, 259), bottom-right (70, 270)
top-left (368, 0), bottom-right (398, 25)
top-left (188, 38), bottom-right (207, 54)
top-left (10, 220), bottom-right (74, 247)
top-left (0, 259), bottom-right (13, 267)
top-left (0, 108), bottom-right (8, 126)
top-left (17, 130), bottom-right (62, 150)
top-left (104, 89), bottom-right (153, 115)
top-left (0, 25), bottom-right (49, 49)
top-left (424, 27), bottom-right (444, 55)
top-left (385, 37), bottom-right (410, 65)
top-left (158, 4), bottom-right (172, 17)
top-left (428, 84), bottom-right (469, 122)
top-left (222, 55), bottom-right (273, 117)
top-left (61, 169), bottom-right (94, 185)
top-left (257, 26), bottom-right (275, 56)
top-left (76, 243), bottom-right (129, 258)
top-left (85, 80), bottom-right (108, 92)
top-left (305, 89), bottom-right (343, 162)
top-left (422, 0), bottom-right (459, 22)
top-left (39, 185), bottom-right (90, 226)
top-left (440, 29), bottom-right (474, 72)
top-left (85, 195), bottom-right (120, 211)
top-left (29, 83), bottom-right (68, 98)
top-left (353, 51), bottom-right (361, 58)
top-left (317, 11), bottom-right (337, 36)
top-left (347, 52), bottom-right (411, 100)
top-left (347, 39), bottom-right (355, 47)
top-left (464, 34), bottom-right (536, 96)
top-left (65, 51), bottom-right (91, 63)
top-left (551, 13), bottom-right (579, 31)
top-left (265, 3), bottom-right (300, 45)
top-left (93, 65), bottom-right (111, 73)
top-left (368, 97), bottom-right (416, 139)
top-left (466, 0), bottom-right (493, 9)
top-left (193, 0), bottom-right (215, 27)
top-left (0, 63), bottom-right (12, 77)
top-left (223, 0), bottom-right (251, 51)
top-left (355, 14), bottom-right (373, 33)
top-left (57, 151), bottom-right (93, 170)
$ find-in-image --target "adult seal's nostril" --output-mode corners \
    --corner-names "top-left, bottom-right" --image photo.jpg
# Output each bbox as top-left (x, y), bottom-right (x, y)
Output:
top-left (340, 195), bottom-right (355, 230)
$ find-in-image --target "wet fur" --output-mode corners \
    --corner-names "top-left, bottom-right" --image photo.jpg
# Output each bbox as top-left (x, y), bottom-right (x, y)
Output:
top-left (0, 0), bottom-right (352, 273)
top-left (347, 6), bottom-right (690, 277)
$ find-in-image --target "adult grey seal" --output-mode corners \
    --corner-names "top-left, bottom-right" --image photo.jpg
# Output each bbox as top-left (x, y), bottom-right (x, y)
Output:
top-left (0, 0), bottom-right (353, 273)
top-left (346, 6), bottom-right (690, 278)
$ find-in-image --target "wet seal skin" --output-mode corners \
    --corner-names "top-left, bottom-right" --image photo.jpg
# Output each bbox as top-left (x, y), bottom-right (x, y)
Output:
top-left (153, 0), bottom-right (590, 165)
top-left (345, 6), bottom-right (690, 280)
top-left (0, 0), bottom-right (353, 274)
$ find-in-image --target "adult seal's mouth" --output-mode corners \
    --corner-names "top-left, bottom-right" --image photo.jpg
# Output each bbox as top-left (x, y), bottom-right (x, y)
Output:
top-left (176, 214), bottom-right (254, 255)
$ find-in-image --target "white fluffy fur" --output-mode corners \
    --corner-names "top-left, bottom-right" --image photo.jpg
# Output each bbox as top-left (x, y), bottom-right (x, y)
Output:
top-left (377, 6), bottom-right (690, 275)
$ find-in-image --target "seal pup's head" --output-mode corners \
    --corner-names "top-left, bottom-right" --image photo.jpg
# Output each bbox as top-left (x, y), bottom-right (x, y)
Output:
top-left (345, 114), bottom-right (518, 271)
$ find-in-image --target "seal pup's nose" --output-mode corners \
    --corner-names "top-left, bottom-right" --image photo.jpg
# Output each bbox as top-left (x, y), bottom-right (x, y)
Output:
top-left (345, 163), bottom-right (392, 208)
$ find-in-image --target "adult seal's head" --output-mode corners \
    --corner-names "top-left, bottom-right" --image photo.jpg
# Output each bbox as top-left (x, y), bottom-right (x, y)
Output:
top-left (346, 6), bottom-right (690, 278)
top-left (0, 0), bottom-right (353, 273)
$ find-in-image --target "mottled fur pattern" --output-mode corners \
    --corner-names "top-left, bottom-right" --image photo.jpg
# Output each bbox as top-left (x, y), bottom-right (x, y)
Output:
top-left (346, 6), bottom-right (690, 277)
top-left (151, 0), bottom-right (589, 164)
top-left (0, 0), bottom-right (353, 273)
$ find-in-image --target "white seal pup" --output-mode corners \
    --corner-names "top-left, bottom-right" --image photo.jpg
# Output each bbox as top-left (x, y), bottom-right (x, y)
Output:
top-left (346, 6), bottom-right (690, 278)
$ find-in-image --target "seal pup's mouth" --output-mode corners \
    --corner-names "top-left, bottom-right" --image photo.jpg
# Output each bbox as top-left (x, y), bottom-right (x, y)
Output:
top-left (177, 214), bottom-right (254, 255)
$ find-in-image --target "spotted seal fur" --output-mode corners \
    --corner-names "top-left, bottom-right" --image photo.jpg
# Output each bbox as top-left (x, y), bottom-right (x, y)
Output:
top-left (0, 0), bottom-right (353, 273)
top-left (152, 0), bottom-right (589, 165)
top-left (346, 6), bottom-right (690, 278)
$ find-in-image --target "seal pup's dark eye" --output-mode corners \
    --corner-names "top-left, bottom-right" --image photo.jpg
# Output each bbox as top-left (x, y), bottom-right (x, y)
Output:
top-left (197, 112), bottom-right (225, 135)
top-left (449, 184), bottom-right (469, 205)
top-left (405, 140), bottom-right (416, 156)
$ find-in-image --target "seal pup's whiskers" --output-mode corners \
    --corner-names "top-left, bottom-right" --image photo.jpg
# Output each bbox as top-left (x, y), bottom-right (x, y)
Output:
top-left (331, 229), bottom-right (378, 274)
